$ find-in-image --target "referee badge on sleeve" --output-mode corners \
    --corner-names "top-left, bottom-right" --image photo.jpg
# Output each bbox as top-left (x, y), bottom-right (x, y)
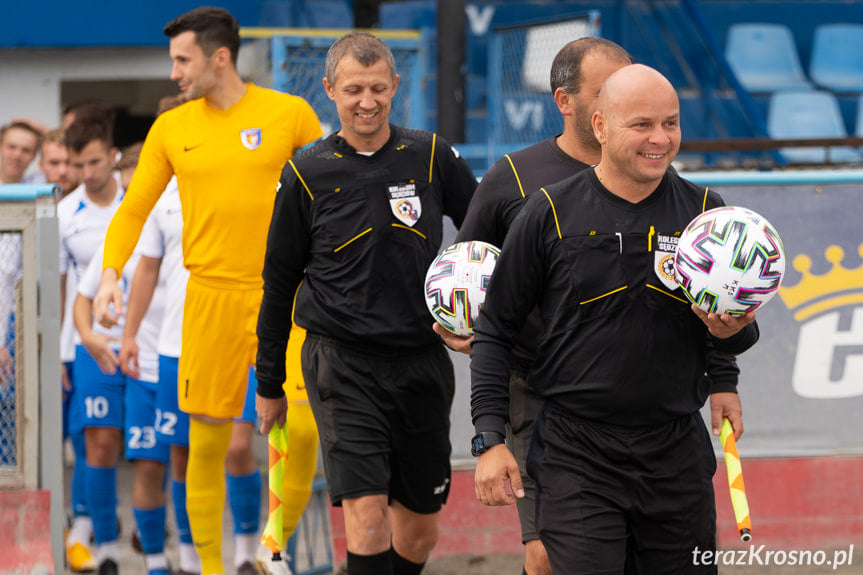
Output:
top-left (388, 182), bottom-right (421, 227)
top-left (240, 128), bottom-right (262, 150)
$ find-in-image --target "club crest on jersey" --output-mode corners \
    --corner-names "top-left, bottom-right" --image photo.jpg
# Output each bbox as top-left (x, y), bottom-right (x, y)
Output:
top-left (654, 233), bottom-right (680, 291)
top-left (388, 182), bottom-right (421, 227)
top-left (240, 128), bottom-right (262, 150)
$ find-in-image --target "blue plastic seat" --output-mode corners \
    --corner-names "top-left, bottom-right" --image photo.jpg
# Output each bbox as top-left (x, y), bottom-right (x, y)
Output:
top-left (855, 94), bottom-right (863, 137)
top-left (725, 23), bottom-right (812, 92)
top-left (767, 90), bottom-right (860, 163)
top-left (810, 24), bottom-right (863, 92)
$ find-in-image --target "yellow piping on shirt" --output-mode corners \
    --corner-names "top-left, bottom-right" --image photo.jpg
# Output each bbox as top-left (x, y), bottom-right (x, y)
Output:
top-left (646, 283), bottom-right (688, 304)
top-left (505, 154), bottom-right (526, 198)
top-left (334, 227), bottom-right (373, 252)
top-left (580, 285), bottom-right (628, 305)
top-left (391, 223), bottom-right (427, 239)
top-left (702, 186), bottom-right (709, 213)
top-left (290, 279), bottom-right (304, 324)
top-left (540, 188), bottom-right (562, 239)
top-left (429, 133), bottom-right (436, 183)
top-left (289, 160), bottom-right (314, 201)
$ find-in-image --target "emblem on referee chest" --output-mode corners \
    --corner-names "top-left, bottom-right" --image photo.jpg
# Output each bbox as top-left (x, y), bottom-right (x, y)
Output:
top-left (388, 182), bottom-right (422, 227)
top-left (240, 128), bottom-right (262, 150)
top-left (654, 233), bottom-right (680, 291)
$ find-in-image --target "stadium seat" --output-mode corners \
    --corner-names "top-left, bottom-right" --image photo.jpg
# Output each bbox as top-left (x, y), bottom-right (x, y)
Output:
top-left (306, 0), bottom-right (352, 28)
top-left (855, 94), bottom-right (863, 137)
top-left (725, 23), bottom-right (812, 93)
top-left (767, 90), bottom-right (861, 163)
top-left (809, 24), bottom-right (863, 92)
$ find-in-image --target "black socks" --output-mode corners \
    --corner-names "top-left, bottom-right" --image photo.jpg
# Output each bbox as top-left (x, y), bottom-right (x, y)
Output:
top-left (346, 549), bottom-right (392, 575)
top-left (390, 547), bottom-right (425, 575)
top-left (345, 547), bottom-right (426, 575)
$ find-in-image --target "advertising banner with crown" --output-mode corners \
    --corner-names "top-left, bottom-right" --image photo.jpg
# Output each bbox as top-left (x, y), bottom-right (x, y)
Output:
top-left (695, 183), bottom-right (863, 457)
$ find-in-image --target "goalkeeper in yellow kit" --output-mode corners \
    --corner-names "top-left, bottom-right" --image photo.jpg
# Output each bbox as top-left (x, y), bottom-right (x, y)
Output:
top-left (92, 7), bottom-right (323, 574)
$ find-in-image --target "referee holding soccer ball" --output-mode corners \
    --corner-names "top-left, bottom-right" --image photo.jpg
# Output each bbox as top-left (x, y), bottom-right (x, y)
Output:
top-left (471, 64), bottom-right (760, 574)
top-left (438, 38), bottom-right (748, 575)
top-left (255, 31), bottom-right (476, 575)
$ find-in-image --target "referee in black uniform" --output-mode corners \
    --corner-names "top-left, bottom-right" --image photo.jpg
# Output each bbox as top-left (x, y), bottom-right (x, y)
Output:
top-left (255, 32), bottom-right (477, 575)
top-left (471, 64), bottom-right (759, 574)
top-left (439, 39), bottom-right (747, 575)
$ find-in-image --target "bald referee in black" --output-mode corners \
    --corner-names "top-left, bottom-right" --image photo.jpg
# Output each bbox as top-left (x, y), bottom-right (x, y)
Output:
top-left (470, 64), bottom-right (759, 574)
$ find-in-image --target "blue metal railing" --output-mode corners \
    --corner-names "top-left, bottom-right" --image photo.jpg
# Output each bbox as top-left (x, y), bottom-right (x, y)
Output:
top-left (681, 168), bottom-right (863, 186)
top-left (284, 477), bottom-right (333, 575)
top-left (0, 184), bottom-right (58, 200)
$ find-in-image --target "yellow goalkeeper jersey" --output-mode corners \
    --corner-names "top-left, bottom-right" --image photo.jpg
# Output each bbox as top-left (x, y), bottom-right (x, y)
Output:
top-left (103, 84), bottom-right (322, 288)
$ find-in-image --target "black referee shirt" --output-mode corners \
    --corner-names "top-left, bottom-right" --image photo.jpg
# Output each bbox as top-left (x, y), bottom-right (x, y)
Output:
top-left (471, 168), bottom-right (759, 435)
top-left (257, 125), bottom-right (477, 398)
top-left (456, 136), bottom-right (589, 366)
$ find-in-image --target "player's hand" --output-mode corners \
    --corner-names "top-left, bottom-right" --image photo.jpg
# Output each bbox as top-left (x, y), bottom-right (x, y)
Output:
top-left (119, 336), bottom-right (140, 379)
top-left (432, 322), bottom-right (473, 354)
top-left (710, 391), bottom-right (743, 441)
top-left (93, 268), bottom-right (123, 329)
top-left (81, 332), bottom-right (120, 375)
top-left (691, 305), bottom-right (756, 339)
top-left (475, 444), bottom-right (524, 506)
top-left (256, 393), bottom-right (288, 435)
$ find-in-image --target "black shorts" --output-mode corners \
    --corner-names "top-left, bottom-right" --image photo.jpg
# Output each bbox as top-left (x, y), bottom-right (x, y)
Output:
top-left (507, 365), bottom-right (543, 542)
top-left (528, 406), bottom-right (717, 574)
top-left (301, 334), bottom-right (455, 513)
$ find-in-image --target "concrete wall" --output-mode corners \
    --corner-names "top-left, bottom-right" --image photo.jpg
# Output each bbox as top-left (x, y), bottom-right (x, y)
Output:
top-left (0, 47), bottom-right (170, 129)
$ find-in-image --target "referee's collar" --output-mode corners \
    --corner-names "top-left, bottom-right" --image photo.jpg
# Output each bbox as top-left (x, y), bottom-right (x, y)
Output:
top-left (331, 125), bottom-right (397, 156)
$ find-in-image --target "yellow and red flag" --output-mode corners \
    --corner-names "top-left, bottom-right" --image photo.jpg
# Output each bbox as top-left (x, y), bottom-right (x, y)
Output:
top-left (261, 422), bottom-right (290, 554)
top-left (720, 417), bottom-right (752, 541)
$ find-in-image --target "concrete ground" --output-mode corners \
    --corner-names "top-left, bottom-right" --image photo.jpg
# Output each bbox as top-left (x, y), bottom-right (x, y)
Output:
top-left (63, 458), bottom-right (862, 575)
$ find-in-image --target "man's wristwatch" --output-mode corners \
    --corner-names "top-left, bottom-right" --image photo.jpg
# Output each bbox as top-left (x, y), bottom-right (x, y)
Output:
top-left (471, 431), bottom-right (506, 457)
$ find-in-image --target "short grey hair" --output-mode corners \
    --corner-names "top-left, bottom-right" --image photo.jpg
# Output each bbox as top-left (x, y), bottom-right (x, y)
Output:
top-left (325, 31), bottom-right (397, 85)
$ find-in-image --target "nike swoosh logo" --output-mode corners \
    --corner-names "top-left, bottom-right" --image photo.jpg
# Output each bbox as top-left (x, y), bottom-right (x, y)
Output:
top-left (296, 384), bottom-right (305, 390)
top-left (194, 539), bottom-right (213, 548)
top-left (183, 144), bottom-right (203, 152)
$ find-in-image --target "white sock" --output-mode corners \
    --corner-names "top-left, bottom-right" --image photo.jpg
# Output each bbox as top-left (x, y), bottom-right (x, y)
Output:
top-left (67, 516), bottom-right (93, 545)
top-left (145, 553), bottom-right (169, 572)
top-left (234, 533), bottom-right (258, 566)
top-left (179, 543), bottom-right (201, 573)
top-left (96, 541), bottom-right (119, 562)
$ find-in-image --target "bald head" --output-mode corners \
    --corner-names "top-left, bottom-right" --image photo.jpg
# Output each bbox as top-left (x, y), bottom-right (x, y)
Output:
top-left (597, 64), bottom-right (678, 121)
top-left (591, 65), bottom-right (681, 200)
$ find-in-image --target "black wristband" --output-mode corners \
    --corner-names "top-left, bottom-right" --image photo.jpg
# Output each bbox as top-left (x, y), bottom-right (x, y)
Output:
top-left (471, 431), bottom-right (506, 456)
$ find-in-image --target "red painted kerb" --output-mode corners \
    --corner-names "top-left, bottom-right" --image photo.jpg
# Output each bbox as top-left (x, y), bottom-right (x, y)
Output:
top-left (329, 455), bottom-right (863, 564)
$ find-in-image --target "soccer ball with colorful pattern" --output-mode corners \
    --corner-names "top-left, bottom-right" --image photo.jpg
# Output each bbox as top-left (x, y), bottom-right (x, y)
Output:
top-left (424, 241), bottom-right (501, 336)
top-left (674, 206), bottom-right (785, 315)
